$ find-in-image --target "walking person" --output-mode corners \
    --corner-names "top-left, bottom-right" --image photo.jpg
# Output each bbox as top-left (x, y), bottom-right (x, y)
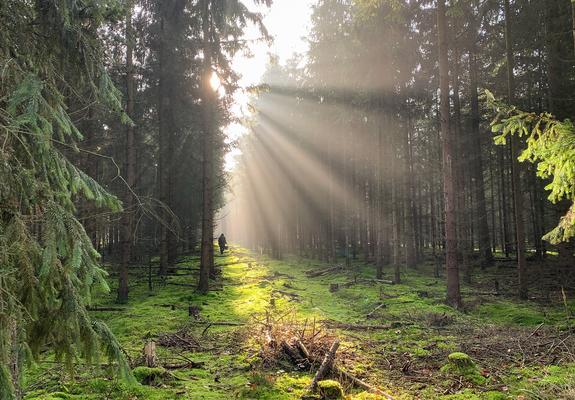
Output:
top-left (218, 233), bottom-right (228, 255)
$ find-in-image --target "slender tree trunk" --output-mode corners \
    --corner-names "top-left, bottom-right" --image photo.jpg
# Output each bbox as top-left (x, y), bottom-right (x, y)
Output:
top-left (404, 105), bottom-right (417, 268)
top-left (469, 46), bottom-right (493, 267)
top-left (392, 118), bottom-right (401, 284)
top-left (451, 42), bottom-right (471, 284)
top-left (118, 2), bottom-right (135, 303)
top-left (198, 0), bottom-right (215, 294)
top-left (438, 0), bottom-right (461, 308)
top-left (504, 0), bottom-right (528, 300)
top-left (376, 119), bottom-right (384, 279)
top-left (157, 0), bottom-right (174, 277)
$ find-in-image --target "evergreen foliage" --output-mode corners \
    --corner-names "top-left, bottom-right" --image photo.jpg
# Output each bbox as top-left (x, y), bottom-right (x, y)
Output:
top-left (488, 90), bottom-right (575, 243)
top-left (0, 1), bottom-right (131, 398)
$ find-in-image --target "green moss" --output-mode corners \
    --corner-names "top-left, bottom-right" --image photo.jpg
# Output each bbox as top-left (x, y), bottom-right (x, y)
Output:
top-left (23, 248), bottom-right (575, 400)
top-left (349, 392), bottom-right (382, 400)
top-left (132, 367), bottom-right (169, 385)
top-left (482, 392), bottom-right (509, 400)
top-left (441, 352), bottom-right (486, 385)
top-left (317, 380), bottom-right (344, 399)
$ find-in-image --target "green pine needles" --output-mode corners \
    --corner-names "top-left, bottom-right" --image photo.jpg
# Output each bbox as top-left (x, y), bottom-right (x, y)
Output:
top-left (1, 1), bottom-right (131, 398)
top-left (487, 90), bottom-right (575, 244)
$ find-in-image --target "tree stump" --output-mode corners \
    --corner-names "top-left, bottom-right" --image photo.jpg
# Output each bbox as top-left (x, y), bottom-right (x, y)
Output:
top-left (143, 340), bottom-right (157, 368)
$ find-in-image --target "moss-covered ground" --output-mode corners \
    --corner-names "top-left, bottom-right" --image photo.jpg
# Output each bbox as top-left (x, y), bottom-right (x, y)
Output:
top-left (24, 248), bottom-right (575, 399)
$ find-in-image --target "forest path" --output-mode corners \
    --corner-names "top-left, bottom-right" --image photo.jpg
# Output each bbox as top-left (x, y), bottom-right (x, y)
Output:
top-left (25, 248), bottom-right (575, 400)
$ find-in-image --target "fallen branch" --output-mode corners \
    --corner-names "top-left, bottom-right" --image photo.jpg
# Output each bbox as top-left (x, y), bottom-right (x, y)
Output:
top-left (335, 367), bottom-right (395, 400)
top-left (308, 340), bottom-right (340, 392)
top-left (323, 321), bottom-right (411, 330)
top-left (201, 321), bottom-right (245, 336)
top-left (87, 306), bottom-right (126, 312)
top-left (294, 338), bottom-right (310, 360)
top-left (273, 290), bottom-right (301, 300)
top-left (366, 303), bottom-right (386, 319)
top-left (359, 278), bottom-right (395, 285)
top-left (306, 266), bottom-right (343, 278)
top-left (163, 361), bottom-right (205, 370)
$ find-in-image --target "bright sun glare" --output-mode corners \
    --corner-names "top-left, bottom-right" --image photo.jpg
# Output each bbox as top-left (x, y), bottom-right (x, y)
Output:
top-left (223, 0), bottom-right (315, 171)
top-left (210, 72), bottom-right (221, 91)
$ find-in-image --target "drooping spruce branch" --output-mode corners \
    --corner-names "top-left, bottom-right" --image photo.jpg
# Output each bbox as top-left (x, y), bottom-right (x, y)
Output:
top-left (487, 89), bottom-right (575, 244)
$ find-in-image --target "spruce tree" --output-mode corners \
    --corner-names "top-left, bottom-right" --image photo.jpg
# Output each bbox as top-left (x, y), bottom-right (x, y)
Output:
top-left (0, 2), bottom-right (131, 398)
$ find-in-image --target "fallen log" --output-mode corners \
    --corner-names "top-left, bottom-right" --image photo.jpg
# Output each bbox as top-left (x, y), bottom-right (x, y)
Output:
top-left (88, 306), bottom-right (126, 312)
top-left (281, 340), bottom-right (302, 361)
top-left (359, 278), bottom-right (394, 285)
top-left (308, 340), bottom-right (340, 392)
top-left (163, 360), bottom-right (205, 370)
top-left (306, 266), bottom-right (342, 278)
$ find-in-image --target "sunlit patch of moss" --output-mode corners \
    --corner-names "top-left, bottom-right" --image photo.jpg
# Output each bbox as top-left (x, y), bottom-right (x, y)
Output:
top-left (233, 372), bottom-right (310, 399)
top-left (439, 389), bottom-right (509, 400)
top-left (475, 302), bottom-right (548, 326)
top-left (317, 379), bottom-right (344, 399)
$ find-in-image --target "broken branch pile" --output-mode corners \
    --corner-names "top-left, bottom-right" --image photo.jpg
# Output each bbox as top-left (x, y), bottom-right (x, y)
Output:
top-left (252, 311), bottom-right (395, 399)
top-left (157, 328), bottom-right (202, 350)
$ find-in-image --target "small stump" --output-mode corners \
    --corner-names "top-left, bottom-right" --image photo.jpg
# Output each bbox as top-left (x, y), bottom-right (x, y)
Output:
top-left (317, 380), bottom-right (344, 400)
top-left (440, 352), bottom-right (486, 385)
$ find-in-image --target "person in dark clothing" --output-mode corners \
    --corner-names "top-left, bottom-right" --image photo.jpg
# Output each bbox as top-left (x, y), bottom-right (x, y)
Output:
top-left (218, 233), bottom-right (228, 255)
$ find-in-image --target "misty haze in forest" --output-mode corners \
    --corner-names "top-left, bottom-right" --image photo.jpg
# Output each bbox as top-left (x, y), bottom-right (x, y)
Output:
top-left (2, 0), bottom-right (575, 399)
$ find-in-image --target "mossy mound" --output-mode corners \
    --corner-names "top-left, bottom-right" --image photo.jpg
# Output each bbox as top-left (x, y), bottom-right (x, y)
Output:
top-left (132, 366), bottom-right (170, 386)
top-left (317, 380), bottom-right (344, 399)
top-left (440, 352), bottom-right (486, 385)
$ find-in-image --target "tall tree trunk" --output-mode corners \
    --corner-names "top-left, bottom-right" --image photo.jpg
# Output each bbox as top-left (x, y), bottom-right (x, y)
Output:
top-left (469, 45), bottom-right (493, 267)
top-left (118, 2), bottom-right (135, 303)
top-left (404, 105), bottom-right (417, 268)
top-left (198, 0), bottom-right (215, 294)
top-left (451, 41), bottom-right (471, 284)
top-left (376, 114), bottom-right (386, 278)
top-left (504, 0), bottom-right (528, 300)
top-left (438, 0), bottom-right (461, 308)
top-left (392, 119), bottom-right (401, 284)
top-left (157, 0), bottom-right (175, 277)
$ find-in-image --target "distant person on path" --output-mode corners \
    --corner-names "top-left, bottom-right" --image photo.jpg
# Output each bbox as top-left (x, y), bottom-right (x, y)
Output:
top-left (218, 233), bottom-right (228, 255)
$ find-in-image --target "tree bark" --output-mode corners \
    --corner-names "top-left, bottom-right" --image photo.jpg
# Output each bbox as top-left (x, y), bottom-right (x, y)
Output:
top-left (157, 0), bottom-right (178, 277)
top-left (118, 1), bottom-right (135, 303)
top-left (469, 44), bottom-right (493, 267)
top-left (438, 0), bottom-right (461, 309)
top-left (504, 0), bottom-right (528, 300)
top-left (198, 0), bottom-right (216, 294)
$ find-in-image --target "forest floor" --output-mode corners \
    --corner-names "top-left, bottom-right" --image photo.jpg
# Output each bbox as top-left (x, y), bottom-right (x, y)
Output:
top-left (24, 247), bottom-right (575, 400)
